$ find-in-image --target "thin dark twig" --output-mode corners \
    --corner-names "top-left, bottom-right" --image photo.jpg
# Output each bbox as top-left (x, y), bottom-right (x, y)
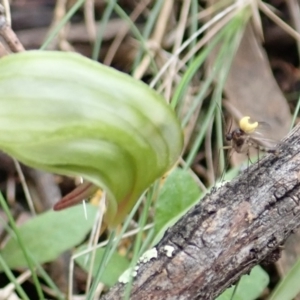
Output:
top-left (0, 4), bottom-right (25, 52)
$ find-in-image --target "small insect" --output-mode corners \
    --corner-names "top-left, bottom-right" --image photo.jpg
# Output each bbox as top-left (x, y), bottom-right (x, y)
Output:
top-left (222, 116), bottom-right (278, 300)
top-left (225, 116), bottom-right (277, 155)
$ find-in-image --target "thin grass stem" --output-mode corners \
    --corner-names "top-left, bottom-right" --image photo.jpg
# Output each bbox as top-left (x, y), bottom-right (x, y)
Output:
top-left (0, 193), bottom-right (44, 299)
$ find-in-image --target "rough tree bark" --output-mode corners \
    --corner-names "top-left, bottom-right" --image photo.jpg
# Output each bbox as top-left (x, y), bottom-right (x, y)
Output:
top-left (101, 123), bottom-right (300, 300)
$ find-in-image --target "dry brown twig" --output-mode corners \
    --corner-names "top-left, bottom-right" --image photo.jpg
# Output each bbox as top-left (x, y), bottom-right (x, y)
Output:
top-left (259, 1), bottom-right (300, 42)
top-left (286, 0), bottom-right (300, 59)
top-left (100, 123), bottom-right (300, 300)
top-left (47, 0), bottom-right (75, 51)
top-left (164, 0), bottom-right (191, 101)
top-left (0, 4), bottom-right (24, 53)
top-left (133, 0), bottom-right (174, 80)
top-left (103, 0), bottom-right (150, 66)
top-left (84, 0), bottom-right (97, 42)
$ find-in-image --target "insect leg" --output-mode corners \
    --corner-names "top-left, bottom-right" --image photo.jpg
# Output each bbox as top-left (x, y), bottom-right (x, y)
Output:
top-left (214, 145), bottom-right (233, 190)
top-left (246, 147), bottom-right (251, 201)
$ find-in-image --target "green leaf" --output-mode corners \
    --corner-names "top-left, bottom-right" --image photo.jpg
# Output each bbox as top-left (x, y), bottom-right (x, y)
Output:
top-left (153, 168), bottom-right (201, 245)
top-left (0, 205), bottom-right (98, 269)
top-left (75, 246), bottom-right (129, 287)
top-left (216, 266), bottom-right (269, 300)
top-left (269, 257), bottom-right (300, 300)
top-left (0, 51), bottom-right (183, 226)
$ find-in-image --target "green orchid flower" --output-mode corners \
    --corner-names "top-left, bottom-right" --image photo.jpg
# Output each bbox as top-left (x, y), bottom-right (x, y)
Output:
top-left (0, 51), bottom-right (183, 226)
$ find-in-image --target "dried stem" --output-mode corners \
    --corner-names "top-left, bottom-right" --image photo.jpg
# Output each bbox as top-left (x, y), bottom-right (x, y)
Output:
top-left (0, 4), bottom-right (25, 52)
top-left (101, 123), bottom-right (300, 300)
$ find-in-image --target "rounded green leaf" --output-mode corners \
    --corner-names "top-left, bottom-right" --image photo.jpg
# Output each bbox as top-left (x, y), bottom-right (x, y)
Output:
top-left (216, 266), bottom-right (269, 300)
top-left (75, 246), bottom-right (129, 287)
top-left (153, 168), bottom-right (201, 245)
top-left (0, 205), bottom-right (98, 268)
top-left (269, 257), bottom-right (300, 300)
top-left (0, 51), bottom-right (183, 226)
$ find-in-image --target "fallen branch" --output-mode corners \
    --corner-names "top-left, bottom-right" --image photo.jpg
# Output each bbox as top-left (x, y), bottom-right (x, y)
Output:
top-left (101, 123), bottom-right (300, 300)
